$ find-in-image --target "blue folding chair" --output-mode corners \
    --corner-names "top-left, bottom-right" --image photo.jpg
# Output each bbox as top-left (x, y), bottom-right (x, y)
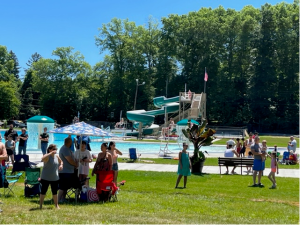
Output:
top-left (282, 151), bottom-right (290, 164)
top-left (129, 148), bottom-right (140, 161)
top-left (1, 165), bottom-right (22, 197)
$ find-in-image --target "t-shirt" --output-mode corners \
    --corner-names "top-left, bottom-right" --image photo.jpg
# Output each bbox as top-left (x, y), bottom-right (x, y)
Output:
top-left (4, 129), bottom-right (18, 141)
top-left (224, 149), bottom-right (234, 157)
top-left (74, 149), bottom-right (92, 175)
top-left (40, 133), bottom-right (49, 143)
top-left (59, 145), bottom-right (74, 174)
top-left (19, 133), bottom-right (28, 147)
top-left (41, 155), bottom-right (59, 181)
top-left (290, 140), bottom-right (297, 153)
top-left (251, 143), bottom-right (261, 160)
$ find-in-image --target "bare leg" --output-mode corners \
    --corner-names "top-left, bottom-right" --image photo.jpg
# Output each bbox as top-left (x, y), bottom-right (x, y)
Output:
top-left (114, 171), bottom-right (118, 184)
top-left (175, 175), bottom-right (182, 188)
top-left (271, 173), bottom-right (276, 186)
top-left (253, 170), bottom-right (258, 185)
top-left (257, 171), bottom-right (263, 184)
top-left (39, 194), bottom-right (45, 209)
top-left (183, 176), bottom-right (187, 188)
top-left (268, 172), bottom-right (274, 184)
top-left (53, 194), bottom-right (59, 209)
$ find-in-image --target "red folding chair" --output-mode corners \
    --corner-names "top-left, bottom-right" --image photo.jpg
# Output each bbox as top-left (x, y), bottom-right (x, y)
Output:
top-left (95, 170), bottom-right (119, 202)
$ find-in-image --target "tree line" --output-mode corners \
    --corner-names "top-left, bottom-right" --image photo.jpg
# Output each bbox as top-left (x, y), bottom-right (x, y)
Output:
top-left (0, 2), bottom-right (298, 133)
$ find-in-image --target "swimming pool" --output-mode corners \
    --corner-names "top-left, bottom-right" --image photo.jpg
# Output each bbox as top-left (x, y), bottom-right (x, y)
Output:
top-left (0, 130), bottom-right (288, 154)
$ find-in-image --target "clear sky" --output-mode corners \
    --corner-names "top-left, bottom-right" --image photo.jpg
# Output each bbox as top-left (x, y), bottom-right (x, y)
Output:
top-left (0, 0), bottom-right (293, 79)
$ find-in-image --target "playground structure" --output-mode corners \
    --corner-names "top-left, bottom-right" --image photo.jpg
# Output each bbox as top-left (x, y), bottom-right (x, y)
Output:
top-left (126, 91), bottom-right (207, 156)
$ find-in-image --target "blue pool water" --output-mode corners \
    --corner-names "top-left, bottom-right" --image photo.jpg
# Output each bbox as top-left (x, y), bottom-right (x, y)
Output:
top-left (0, 130), bottom-right (288, 154)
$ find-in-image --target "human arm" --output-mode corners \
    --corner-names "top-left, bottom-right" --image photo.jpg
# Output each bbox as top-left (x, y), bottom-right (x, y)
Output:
top-left (91, 154), bottom-right (101, 176)
top-left (179, 152), bottom-right (182, 169)
top-left (41, 150), bottom-right (57, 163)
top-left (0, 143), bottom-right (8, 161)
top-left (108, 153), bottom-right (113, 170)
top-left (57, 155), bottom-right (63, 171)
top-left (232, 150), bottom-right (239, 157)
top-left (65, 155), bottom-right (78, 168)
top-left (115, 148), bottom-right (123, 156)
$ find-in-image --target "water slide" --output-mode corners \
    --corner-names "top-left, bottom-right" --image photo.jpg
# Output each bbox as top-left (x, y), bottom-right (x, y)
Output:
top-left (126, 96), bottom-right (180, 136)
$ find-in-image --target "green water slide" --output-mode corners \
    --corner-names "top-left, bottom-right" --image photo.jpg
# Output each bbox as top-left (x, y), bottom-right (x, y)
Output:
top-left (126, 96), bottom-right (180, 127)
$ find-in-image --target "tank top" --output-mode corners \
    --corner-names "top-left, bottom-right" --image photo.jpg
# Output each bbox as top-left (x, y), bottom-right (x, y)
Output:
top-left (41, 155), bottom-right (59, 181)
top-left (247, 139), bottom-right (253, 147)
top-left (271, 158), bottom-right (276, 169)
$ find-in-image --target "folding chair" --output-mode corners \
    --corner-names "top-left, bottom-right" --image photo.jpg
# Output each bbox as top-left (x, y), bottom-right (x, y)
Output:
top-left (65, 170), bottom-right (83, 203)
top-left (11, 154), bottom-right (31, 177)
top-left (129, 148), bottom-right (140, 161)
top-left (24, 167), bottom-right (41, 197)
top-left (1, 165), bottom-right (22, 197)
top-left (282, 151), bottom-right (290, 165)
top-left (95, 170), bottom-right (119, 203)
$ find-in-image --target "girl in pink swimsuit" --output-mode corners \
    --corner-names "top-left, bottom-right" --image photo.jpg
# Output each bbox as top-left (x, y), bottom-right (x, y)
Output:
top-left (268, 151), bottom-right (279, 189)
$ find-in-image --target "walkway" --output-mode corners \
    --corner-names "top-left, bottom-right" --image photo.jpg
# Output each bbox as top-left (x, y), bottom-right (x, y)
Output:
top-left (27, 154), bottom-right (299, 179)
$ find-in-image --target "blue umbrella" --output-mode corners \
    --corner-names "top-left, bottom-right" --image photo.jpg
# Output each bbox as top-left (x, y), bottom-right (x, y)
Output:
top-left (48, 122), bottom-right (115, 137)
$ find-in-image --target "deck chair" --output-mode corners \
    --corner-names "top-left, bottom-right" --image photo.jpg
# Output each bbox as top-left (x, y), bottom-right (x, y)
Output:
top-left (1, 165), bottom-right (22, 197)
top-left (129, 148), bottom-right (140, 161)
top-left (95, 170), bottom-right (119, 202)
top-left (24, 167), bottom-right (41, 197)
top-left (281, 151), bottom-right (290, 165)
top-left (11, 154), bottom-right (30, 176)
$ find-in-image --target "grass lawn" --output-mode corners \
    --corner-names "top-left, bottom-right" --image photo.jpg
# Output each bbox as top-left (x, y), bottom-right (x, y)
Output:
top-left (213, 136), bottom-right (299, 148)
top-left (0, 170), bottom-right (298, 224)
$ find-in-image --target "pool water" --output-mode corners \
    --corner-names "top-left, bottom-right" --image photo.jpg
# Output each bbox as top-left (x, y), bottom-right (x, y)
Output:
top-left (0, 130), bottom-right (288, 154)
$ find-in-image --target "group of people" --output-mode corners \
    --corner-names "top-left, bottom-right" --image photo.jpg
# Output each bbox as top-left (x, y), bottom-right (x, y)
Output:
top-left (39, 137), bottom-right (122, 209)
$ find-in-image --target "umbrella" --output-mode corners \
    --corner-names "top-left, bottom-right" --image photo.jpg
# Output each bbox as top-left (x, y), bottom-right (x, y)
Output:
top-left (48, 121), bottom-right (115, 137)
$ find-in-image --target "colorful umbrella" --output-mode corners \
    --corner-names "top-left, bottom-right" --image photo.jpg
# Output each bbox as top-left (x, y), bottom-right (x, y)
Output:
top-left (48, 121), bottom-right (115, 137)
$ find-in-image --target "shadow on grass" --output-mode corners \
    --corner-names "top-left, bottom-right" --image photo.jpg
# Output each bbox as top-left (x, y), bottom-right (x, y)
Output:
top-left (191, 172), bottom-right (209, 177)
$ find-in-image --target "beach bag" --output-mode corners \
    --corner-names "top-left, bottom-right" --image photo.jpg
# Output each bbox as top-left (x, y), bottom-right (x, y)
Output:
top-left (87, 187), bottom-right (99, 202)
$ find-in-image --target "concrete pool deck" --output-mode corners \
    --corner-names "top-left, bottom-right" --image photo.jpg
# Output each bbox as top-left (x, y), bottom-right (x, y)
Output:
top-left (26, 153), bottom-right (300, 179)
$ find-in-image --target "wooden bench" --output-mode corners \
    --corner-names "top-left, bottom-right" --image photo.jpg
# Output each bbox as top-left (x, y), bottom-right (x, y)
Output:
top-left (218, 157), bottom-right (254, 175)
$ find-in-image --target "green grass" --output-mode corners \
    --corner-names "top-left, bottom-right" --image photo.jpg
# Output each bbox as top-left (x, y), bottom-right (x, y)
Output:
top-left (213, 136), bottom-right (299, 148)
top-left (0, 170), bottom-right (298, 224)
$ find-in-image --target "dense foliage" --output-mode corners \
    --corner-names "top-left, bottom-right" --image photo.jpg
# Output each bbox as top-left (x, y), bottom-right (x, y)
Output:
top-left (0, 2), bottom-right (298, 133)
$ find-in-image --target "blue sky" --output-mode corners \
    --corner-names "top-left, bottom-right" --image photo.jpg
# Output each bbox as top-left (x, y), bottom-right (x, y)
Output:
top-left (0, 0), bottom-right (293, 79)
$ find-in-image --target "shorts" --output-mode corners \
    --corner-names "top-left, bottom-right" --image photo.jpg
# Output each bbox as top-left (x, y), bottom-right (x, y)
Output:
top-left (237, 147), bottom-right (241, 153)
top-left (253, 159), bottom-right (265, 171)
top-left (112, 163), bottom-right (118, 171)
top-left (40, 179), bottom-right (59, 195)
top-left (271, 168), bottom-right (276, 173)
top-left (7, 149), bottom-right (14, 156)
top-left (240, 147), bottom-right (245, 154)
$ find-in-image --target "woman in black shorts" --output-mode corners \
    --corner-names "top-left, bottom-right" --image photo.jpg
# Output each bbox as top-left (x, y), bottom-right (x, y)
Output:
top-left (39, 144), bottom-right (63, 209)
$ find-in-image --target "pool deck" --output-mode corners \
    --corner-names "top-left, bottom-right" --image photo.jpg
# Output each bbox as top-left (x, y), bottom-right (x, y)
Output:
top-left (26, 153), bottom-right (300, 179)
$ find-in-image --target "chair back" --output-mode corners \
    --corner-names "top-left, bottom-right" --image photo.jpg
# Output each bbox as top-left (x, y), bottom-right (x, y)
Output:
top-left (283, 151), bottom-right (290, 160)
top-left (25, 167), bottom-right (40, 185)
top-left (97, 170), bottom-right (114, 183)
top-left (12, 155), bottom-right (30, 173)
top-left (129, 148), bottom-right (137, 160)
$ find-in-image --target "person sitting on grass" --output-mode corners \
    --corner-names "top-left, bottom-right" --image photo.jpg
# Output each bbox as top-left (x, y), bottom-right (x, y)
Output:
top-left (224, 144), bottom-right (239, 175)
top-left (175, 142), bottom-right (191, 188)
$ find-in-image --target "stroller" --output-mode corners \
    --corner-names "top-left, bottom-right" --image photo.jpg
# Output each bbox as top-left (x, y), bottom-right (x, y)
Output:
top-left (24, 167), bottom-right (41, 197)
top-left (95, 170), bottom-right (124, 203)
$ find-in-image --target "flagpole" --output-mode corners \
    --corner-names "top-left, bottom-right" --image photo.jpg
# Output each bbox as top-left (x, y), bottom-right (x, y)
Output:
top-left (204, 67), bottom-right (207, 93)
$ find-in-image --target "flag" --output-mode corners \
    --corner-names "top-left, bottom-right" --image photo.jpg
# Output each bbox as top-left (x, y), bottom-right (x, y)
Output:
top-left (204, 69), bottom-right (208, 82)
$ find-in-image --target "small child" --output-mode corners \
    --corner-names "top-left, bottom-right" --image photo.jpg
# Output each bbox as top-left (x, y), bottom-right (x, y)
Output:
top-left (236, 138), bottom-right (242, 157)
top-left (74, 141), bottom-right (92, 186)
top-left (261, 140), bottom-right (268, 162)
top-left (268, 151), bottom-right (279, 189)
top-left (247, 151), bottom-right (253, 173)
top-left (175, 142), bottom-right (191, 188)
top-left (239, 138), bottom-right (246, 157)
top-left (5, 134), bottom-right (15, 164)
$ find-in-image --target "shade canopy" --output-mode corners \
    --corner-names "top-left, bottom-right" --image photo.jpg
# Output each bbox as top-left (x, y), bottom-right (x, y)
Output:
top-left (176, 119), bottom-right (199, 126)
top-left (48, 122), bottom-right (115, 137)
top-left (27, 115), bottom-right (55, 123)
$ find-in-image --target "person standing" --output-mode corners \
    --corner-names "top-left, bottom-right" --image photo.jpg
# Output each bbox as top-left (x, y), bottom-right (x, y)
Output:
top-left (175, 143), bottom-right (191, 188)
top-left (288, 136), bottom-right (297, 153)
top-left (4, 124), bottom-right (18, 142)
top-left (39, 127), bottom-right (49, 155)
top-left (268, 151), bottom-right (279, 189)
top-left (58, 137), bottom-right (79, 203)
top-left (18, 128), bottom-right (28, 155)
top-left (5, 134), bottom-right (15, 163)
top-left (39, 144), bottom-right (63, 209)
top-left (74, 141), bottom-right (92, 185)
top-left (107, 141), bottom-right (123, 184)
top-left (251, 136), bottom-right (265, 187)
top-left (0, 142), bottom-right (8, 213)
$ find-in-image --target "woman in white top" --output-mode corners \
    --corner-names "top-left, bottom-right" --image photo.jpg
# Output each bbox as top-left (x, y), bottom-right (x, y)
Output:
top-left (74, 141), bottom-right (92, 185)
